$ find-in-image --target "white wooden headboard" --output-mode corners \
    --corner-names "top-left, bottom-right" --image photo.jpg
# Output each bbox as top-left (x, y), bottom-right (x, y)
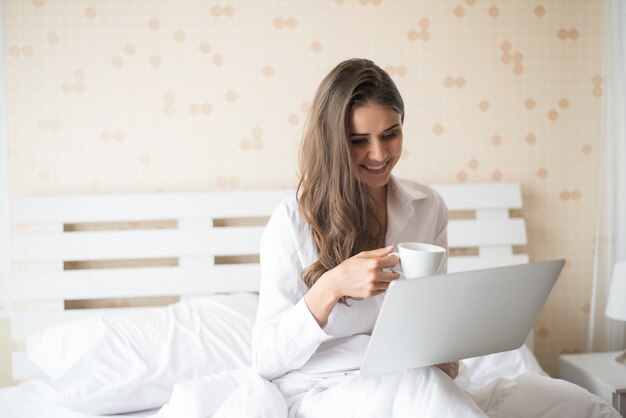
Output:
top-left (8, 182), bottom-right (528, 380)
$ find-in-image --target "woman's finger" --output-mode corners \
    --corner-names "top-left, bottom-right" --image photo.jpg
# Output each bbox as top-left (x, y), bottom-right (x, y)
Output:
top-left (378, 254), bottom-right (401, 268)
top-left (359, 245), bottom-right (395, 258)
top-left (376, 271), bottom-right (401, 282)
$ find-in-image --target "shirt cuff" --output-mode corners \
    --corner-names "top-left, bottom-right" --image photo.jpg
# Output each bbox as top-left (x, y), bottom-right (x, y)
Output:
top-left (290, 297), bottom-right (333, 349)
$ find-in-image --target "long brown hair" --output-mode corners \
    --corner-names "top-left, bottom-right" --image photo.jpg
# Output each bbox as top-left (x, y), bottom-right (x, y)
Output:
top-left (297, 59), bottom-right (404, 300)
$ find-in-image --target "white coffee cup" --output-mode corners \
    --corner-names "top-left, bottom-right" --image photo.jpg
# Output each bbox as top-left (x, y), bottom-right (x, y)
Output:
top-left (390, 242), bottom-right (446, 279)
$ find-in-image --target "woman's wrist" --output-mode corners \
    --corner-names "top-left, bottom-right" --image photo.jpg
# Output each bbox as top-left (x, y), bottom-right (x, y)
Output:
top-left (318, 269), bottom-right (342, 302)
top-left (304, 270), bottom-right (341, 327)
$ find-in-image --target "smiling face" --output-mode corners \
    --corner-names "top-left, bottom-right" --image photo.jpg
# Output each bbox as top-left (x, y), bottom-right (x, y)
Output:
top-left (349, 103), bottom-right (403, 196)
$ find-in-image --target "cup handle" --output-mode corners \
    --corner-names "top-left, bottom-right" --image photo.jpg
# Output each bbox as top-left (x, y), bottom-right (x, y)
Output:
top-left (388, 251), bottom-right (402, 275)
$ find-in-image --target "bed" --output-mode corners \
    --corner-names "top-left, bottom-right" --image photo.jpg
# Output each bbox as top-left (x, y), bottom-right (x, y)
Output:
top-left (1, 183), bottom-right (618, 417)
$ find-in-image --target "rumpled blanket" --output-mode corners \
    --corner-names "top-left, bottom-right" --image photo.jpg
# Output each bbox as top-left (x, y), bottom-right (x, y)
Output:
top-left (153, 343), bottom-right (620, 418)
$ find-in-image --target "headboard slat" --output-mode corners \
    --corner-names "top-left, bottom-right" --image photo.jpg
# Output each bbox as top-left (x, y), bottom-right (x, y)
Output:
top-left (12, 190), bottom-right (292, 224)
top-left (10, 265), bottom-right (261, 301)
top-left (431, 182), bottom-right (522, 210)
top-left (447, 219), bottom-right (527, 247)
top-left (447, 254), bottom-right (529, 273)
top-left (12, 227), bottom-right (266, 261)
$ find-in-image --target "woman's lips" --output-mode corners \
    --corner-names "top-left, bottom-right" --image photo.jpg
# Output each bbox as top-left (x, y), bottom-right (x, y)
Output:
top-left (361, 161), bottom-right (388, 174)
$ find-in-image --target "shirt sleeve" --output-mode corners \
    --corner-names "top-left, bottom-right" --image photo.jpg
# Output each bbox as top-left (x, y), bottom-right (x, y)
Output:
top-left (251, 200), bottom-right (333, 380)
top-left (433, 192), bottom-right (449, 274)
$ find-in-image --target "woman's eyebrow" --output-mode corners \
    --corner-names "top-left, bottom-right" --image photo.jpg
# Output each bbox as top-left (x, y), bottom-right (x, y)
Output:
top-left (350, 123), bottom-right (401, 137)
top-left (382, 123), bottom-right (401, 133)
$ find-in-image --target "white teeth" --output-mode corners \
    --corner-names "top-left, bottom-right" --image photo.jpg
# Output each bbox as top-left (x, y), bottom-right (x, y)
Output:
top-left (365, 163), bottom-right (386, 170)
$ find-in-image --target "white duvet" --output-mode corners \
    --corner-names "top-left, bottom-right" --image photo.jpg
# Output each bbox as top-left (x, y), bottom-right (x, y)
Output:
top-left (154, 340), bottom-right (620, 418)
top-left (2, 293), bottom-right (619, 418)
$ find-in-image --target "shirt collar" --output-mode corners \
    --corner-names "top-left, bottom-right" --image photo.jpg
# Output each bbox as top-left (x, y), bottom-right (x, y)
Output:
top-left (387, 175), bottom-right (428, 208)
top-left (385, 175), bottom-right (429, 246)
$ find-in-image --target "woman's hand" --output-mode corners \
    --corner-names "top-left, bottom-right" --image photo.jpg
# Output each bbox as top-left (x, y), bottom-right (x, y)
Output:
top-left (322, 245), bottom-right (401, 300)
top-left (435, 361), bottom-right (459, 380)
top-left (305, 245), bottom-right (399, 327)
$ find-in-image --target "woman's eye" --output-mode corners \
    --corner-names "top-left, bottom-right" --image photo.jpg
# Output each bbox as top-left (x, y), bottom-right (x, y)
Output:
top-left (350, 138), bottom-right (367, 145)
top-left (382, 131), bottom-right (398, 140)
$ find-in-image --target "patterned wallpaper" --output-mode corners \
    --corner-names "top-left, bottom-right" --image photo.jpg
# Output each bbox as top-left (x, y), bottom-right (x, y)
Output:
top-left (2, 0), bottom-right (604, 376)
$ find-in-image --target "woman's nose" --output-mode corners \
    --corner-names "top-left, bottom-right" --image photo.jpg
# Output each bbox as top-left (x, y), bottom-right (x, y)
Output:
top-left (368, 140), bottom-right (386, 161)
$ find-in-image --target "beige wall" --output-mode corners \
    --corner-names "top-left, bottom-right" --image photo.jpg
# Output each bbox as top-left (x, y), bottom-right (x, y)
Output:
top-left (2, 0), bottom-right (604, 381)
top-left (0, 319), bottom-right (15, 387)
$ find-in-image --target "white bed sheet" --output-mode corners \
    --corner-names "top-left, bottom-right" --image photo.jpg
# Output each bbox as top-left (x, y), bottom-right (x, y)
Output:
top-left (0, 379), bottom-right (159, 418)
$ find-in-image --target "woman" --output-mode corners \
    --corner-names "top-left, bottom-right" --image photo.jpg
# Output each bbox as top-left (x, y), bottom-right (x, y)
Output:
top-left (251, 59), bottom-right (619, 418)
top-left (251, 58), bottom-right (482, 417)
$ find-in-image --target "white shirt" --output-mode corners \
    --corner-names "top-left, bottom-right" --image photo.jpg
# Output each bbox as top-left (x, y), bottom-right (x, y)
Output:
top-left (252, 176), bottom-right (449, 381)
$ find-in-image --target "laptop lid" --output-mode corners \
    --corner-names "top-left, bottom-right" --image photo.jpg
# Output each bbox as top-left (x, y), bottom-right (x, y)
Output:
top-left (359, 259), bottom-right (565, 376)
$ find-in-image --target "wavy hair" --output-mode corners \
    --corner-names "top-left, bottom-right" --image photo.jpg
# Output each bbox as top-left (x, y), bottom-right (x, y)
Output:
top-left (297, 59), bottom-right (404, 302)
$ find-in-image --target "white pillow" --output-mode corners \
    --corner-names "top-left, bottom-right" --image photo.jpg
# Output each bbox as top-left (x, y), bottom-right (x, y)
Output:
top-left (462, 344), bottom-right (547, 389)
top-left (27, 292), bottom-right (258, 415)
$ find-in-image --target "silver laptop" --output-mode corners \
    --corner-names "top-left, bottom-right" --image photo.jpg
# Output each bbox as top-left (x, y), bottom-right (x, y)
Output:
top-left (312, 259), bottom-right (565, 378)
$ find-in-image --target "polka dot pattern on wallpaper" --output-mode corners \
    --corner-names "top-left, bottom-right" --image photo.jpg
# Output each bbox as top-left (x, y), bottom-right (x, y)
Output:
top-left (216, 175), bottom-right (240, 189)
top-left (500, 41), bottom-right (525, 74)
top-left (560, 189), bottom-right (582, 202)
top-left (199, 42), bottom-right (211, 54)
top-left (61, 70), bottom-right (86, 94)
top-left (101, 130), bottom-right (126, 142)
top-left (212, 54), bottom-right (224, 66)
top-left (385, 65), bottom-right (407, 77)
top-left (273, 17), bottom-right (297, 29)
top-left (444, 76), bottom-right (466, 88)
top-left (188, 102), bottom-right (212, 116)
top-left (139, 154), bottom-right (151, 166)
top-left (8, 44), bottom-right (34, 57)
top-left (288, 114), bottom-right (300, 126)
top-left (262, 66), bottom-right (274, 77)
top-left (149, 55), bottom-right (162, 68)
top-left (84, 7), bottom-right (97, 19)
top-left (47, 32), bottom-right (59, 44)
top-left (240, 127), bottom-right (264, 151)
top-left (211, 5), bottom-right (235, 17)
top-left (174, 30), bottom-right (186, 43)
top-left (3, 0), bottom-right (605, 377)
top-left (148, 18), bottom-right (160, 30)
top-left (592, 75), bottom-right (603, 97)
top-left (226, 91), bottom-right (238, 102)
top-left (535, 5), bottom-right (546, 17)
top-left (37, 119), bottom-right (60, 131)
top-left (311, 41), bottom-right (323, 53)
top-left (407, 18), bottom-right (430, 41)
top-left (557, 28), bottom-right (580, 40)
